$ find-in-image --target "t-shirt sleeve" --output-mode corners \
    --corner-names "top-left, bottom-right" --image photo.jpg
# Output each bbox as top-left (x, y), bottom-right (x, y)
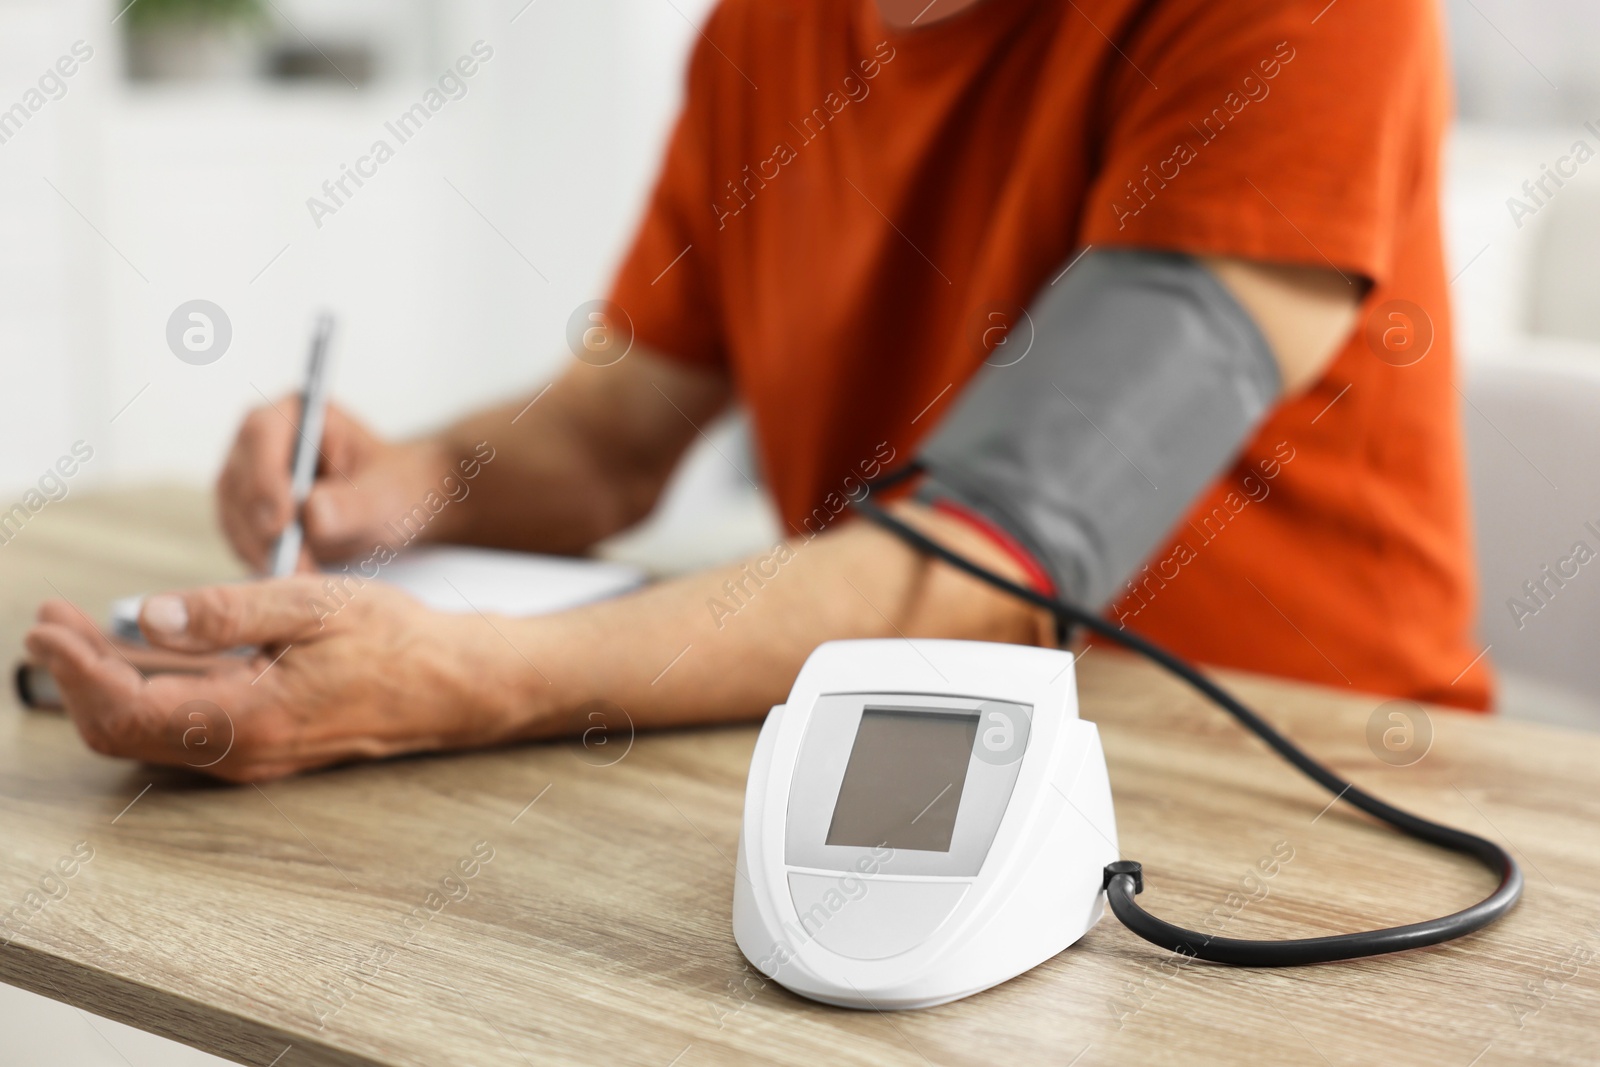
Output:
top-left (605, 6), bottom-right (733, 373)
top-left (1080, 0), bottom-right (1444, 287)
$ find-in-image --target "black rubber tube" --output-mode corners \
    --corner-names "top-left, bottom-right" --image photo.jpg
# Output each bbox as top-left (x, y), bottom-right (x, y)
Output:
top-left (853, 495), bottom-right (1523, 965)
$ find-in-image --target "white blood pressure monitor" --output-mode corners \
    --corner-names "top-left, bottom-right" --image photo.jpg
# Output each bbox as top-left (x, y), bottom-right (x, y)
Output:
top-left (734, 639), bottom-right (1118, 1009)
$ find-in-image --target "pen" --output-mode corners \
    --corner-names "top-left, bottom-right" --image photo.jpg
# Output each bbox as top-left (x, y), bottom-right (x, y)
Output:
top-left (267, 314), bottom-right (336, 578)
top-left (17, 314), bottom-right (337, 708)
top-left (99, 314), bottom-right (336, 645)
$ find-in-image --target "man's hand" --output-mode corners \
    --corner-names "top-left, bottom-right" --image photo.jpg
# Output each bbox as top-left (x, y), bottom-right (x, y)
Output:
top-left (24, 580), bottom-right (533, 783)
top-left (217, 399), bottom-right (456, 573)
top-left (24, 498), bottom-right (1048, 782)
top-left (216, 348), bottom-right (728, 570)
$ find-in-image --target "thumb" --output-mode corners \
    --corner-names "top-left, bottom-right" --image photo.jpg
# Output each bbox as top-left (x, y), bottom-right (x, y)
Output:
top-left (302, 481), bottom-right (377, 556)
top-left (139, 578), bottom-right (335, 653)
top-left (300, 483), bottom-right (400, 566)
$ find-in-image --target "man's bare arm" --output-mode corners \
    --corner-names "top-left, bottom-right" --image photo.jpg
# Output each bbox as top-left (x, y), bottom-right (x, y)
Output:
top-left (215, 347), bottom-right (729, 569)
top-left (424, 251), bottom-right (1368, 562)
top-left (23, 498), bottom-right (1050, 781)
top-left (1204, 257), bottom-right (1362, 395)
top-left (490, 502), bottom-right (1054, 736)
top-left (31, 260), bottom-right (1361, 780)
top-left (428, 348), bottom-right (731, 554)
top-left (489, 258), bottom-right (1361, 733)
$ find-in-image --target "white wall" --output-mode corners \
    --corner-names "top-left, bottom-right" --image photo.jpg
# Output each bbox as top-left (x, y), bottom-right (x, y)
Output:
top-left (0, 0), bottom-right (106, 498)
top-left (1446, 0), bottom-right (1600, 127)
top-left (0, 0), bottom-right (716, 498)
top-left (1440, 0), bottom-right (1600, 355)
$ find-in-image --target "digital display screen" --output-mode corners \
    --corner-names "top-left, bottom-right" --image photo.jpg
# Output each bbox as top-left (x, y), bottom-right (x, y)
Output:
top-left (825, 708), bottom-right (979, 853)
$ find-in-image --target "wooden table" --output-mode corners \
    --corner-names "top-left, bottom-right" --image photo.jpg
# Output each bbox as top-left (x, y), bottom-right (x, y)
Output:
top-left (2, 488), bottom-right (1597, 1066)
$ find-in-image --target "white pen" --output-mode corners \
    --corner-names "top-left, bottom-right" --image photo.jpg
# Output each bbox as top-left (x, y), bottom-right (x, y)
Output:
top-left (267, 313), bottom-right (336, 578)
top-left (102, 313), bottom-right (337, 648)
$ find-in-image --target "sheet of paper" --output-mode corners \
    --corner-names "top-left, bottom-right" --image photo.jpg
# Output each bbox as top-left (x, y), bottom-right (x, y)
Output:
top-left (372, 545), bottom-right (645, 616)
top-left (108, 547), bottom-right (646, 642)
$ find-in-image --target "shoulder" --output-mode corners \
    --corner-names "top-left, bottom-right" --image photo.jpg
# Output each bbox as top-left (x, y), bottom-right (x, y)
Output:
top-left (1108, 0), bottom-right (1446, 126)
top-left (1131, 0), bottom-right (1442, 70)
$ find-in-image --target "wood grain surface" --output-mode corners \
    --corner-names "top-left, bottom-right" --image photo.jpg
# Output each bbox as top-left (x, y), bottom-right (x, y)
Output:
top-left (1, 488), bottom-right (1597, 1067)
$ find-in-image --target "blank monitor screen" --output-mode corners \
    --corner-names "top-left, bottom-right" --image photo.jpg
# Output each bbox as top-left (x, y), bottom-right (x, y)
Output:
top-left (825, 707), bottom-right (980, 853)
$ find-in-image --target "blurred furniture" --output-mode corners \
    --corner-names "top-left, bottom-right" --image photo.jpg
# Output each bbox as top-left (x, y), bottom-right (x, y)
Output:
top-left (1463, 341), bottom-right (1600, 729)
top-left (2, 488), bottom-right (1597, 1066)
top-left (1445, 125), bottom-right (1600, 355)
top-left (1447, 126), bottom-right (1600, 727)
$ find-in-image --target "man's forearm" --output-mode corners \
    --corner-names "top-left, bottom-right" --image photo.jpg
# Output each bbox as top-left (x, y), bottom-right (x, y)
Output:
top-left (426, 350), bottom-right (729, 554)
top-left (427, 383), bottom-right (639, 554)
top-left (488, 503), bottom-right (1053, 738)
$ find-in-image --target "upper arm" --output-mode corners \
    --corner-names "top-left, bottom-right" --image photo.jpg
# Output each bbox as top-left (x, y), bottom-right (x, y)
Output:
top-left (915, 249), bottom-right (1280, 608)
top-left (1202, 257), bottom-right (1364, 395)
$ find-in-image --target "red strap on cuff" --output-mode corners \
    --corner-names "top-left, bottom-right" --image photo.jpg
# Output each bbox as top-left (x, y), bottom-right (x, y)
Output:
top-left (929, 499), bottom-right (1058, 598)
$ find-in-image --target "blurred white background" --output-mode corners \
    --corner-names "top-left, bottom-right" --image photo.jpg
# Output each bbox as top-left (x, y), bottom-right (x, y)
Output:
top-left (0, 0), bottom-right (746, 573)
top-left (3, 0), bottom-right (1600, 1059)
top-left (0, 0), bottom-right (1597, 497)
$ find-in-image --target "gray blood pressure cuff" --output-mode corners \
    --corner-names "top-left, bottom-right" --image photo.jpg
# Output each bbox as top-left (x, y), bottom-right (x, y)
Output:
top-left (915, 249), bottom-right (1281, 609)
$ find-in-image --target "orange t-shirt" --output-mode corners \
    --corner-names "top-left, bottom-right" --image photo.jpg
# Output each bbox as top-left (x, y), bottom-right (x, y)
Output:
top-left (609, 0), bottom-right (1490, 709)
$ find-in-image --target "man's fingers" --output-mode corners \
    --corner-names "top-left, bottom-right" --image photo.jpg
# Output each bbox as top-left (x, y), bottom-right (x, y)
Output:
top-left (219, 399), bottom-right (379, 571)
top-left (36, 598), bottom-right (115, 649)
top-left (237, 404), bottom-right (297, 532)
top-left (302, 480), bottom-right (384, 561)
top-left (34, 599), bottom-right (233, 675)
top-left (138, 578), bottom-right (334, 653)
top-left (217, 419), bottom-right (294, 573)
top-left (29, 622), bottom-right (284, 780)
top-left (26, 622), bottom-right (164, 760)
top-left (26, 621), bottom-right (125, 685)
top-left (216, 399), bottom-right (303, 570)
top-left (318, 404), bottom-right (366, 472)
